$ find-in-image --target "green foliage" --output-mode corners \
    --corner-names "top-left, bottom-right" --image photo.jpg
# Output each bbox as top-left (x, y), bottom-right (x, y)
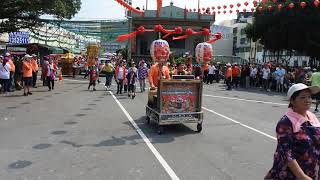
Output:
top-left (246, 0), bottom-right (320, 57)
top-left (0, 0), bottom-right (81, 33)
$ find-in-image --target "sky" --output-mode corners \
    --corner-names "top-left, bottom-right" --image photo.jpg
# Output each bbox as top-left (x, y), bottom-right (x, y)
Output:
top-left (72, 0), bottom-right (255, 24)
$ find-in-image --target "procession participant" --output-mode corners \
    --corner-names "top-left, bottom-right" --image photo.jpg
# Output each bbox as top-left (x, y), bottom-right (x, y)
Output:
top-left (31, 54), bottom-right (39, 88)
top-left (88, 65), bottom-right (98, 91)
top-left (0, 56), bottom-right (11, 93)
top-left (225, 63), bottom-right (232, 90)
top-left (148, 62), bottom-right (170, 90)
top-left (138, 60), bottom-right (148, 92)
top-left (45, 58), bottom-right (57, 91)
top-left (5, 53), bottom-right (15, 91)
top-left (173, 63), bottom-right (187, 75)
top-left (115, 61), bottom-right (127, 94)
top-left (185, 55), bottom-right (193, 75)
top-left (127, 62), bottom-right (138, 99)
top-left (103, 59), bottom-right (114, 90)
top-left (22, 54), bottom-right (33, 96)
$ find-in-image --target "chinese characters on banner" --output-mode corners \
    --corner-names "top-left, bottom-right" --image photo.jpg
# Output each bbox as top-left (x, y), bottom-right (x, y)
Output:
top-left (9, 32), bottom-right (30, 44)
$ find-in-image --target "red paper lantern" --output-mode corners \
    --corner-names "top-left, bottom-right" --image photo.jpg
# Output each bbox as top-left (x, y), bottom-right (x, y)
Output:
top-left (218, 11), bottom-right (221, 14)
top-left (267, 5), bottom-right (273, 11)
top-left (258, 6), bottom-right (263, 12)
top-left (262, 0), bottom-right (268, 4)
top-left (236, 9), bottom-right (240, 13)
top-left (212, 6), bottom-right (215, 10)
top-left (150, 39), bottom-right (170, 63)
top-left (189, 9), bottom-right (192, 12)
top-left (314, 0), bottom-right (320, 7)
top-left (217, 6), bottom-right (221, 9)
top-left (223, 5), bottom-right (227, 9)
top-left (278, 4), bottom-right (283, 10)
top-left (300, 2), bottom-right (307, 8)
top-left (237, 3), bottom-right (241, 7)
top-left (253, 0), bottom-right (258, 7)
top-left (288, 3), bottom-right (295, 9)
top-left (243, 9), bottom-right (247, 12)
top-left (229, 10), bottom-right (233, 14)
top-left (195, 43), bottom-right (213, 64)
top-left (223, 10), bottom-right (226, 14)
top-left (251, 8), bottom-right (255, 12)
top-left (244, 1), bottom-right (249, 6)
top-left (202, 7), bottom-right (205, 11)
top-left (230, 4), bottom-right (234, 8)
top-left (272, 0), bottom-right (277, 3)
top-left (193, 8), bottom-right (197, 12)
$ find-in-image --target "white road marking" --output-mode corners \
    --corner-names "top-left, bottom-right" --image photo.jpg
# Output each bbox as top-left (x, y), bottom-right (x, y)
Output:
top-left (202, 107), bottom-right (277, 141)
top-left (203, 94), bottom-right (287, 106)
top-left (109, 91), bottom-right (180, 180)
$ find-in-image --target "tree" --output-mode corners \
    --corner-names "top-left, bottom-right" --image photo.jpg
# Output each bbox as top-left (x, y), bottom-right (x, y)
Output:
top-left (0, 0), bottom-right (81, 33)
top-left (246, 0), bottom-right (320, 58)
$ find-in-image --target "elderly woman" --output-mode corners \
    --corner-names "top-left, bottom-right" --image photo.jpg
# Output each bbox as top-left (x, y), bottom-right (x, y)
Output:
top-left (265, 83), bottom-right (320, 180)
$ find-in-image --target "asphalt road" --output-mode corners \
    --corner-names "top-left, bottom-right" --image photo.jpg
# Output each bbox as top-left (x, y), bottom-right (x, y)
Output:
top-left (0, 78), bottom-right (308, 180)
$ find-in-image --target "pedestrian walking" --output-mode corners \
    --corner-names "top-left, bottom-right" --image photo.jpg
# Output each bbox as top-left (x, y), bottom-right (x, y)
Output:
top-left (88, 65), bottom-right (98, 91)
top-left (225, 63), bottom-right (232, 90)
top-left (127, 62), bottom-right (137, 99)
top-left (265, 83), bottom-right (320, 180)
top-left (45, 59), bottom-right (57, 91)
top-left (31, 54), bottom-right (39, 88)
top-left (115, 61), bottom-right (127, 94)
top-left (138, 60), bottom-right (148, 92)
top-left (22, 54), bottom-right (33, 96)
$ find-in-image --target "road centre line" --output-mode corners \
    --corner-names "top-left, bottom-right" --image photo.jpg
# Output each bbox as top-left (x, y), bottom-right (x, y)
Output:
top-left (203, 94), bottom-right (287, 106)
top-left (109, 91), bottom-right (180, 180)
top-left (202, 107), bottom-right (277, 141)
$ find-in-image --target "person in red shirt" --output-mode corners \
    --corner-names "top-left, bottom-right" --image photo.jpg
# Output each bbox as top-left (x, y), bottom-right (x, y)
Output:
top-left (31, 54), bottom-right (39, 88)
top-left (88, 65), bottom-right (98, 91)
top-left (22, 54), bottom-right (33, 96)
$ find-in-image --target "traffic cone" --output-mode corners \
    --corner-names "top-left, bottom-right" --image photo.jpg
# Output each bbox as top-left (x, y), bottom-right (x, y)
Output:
top-left (59, 69), bottom-right (63, 81)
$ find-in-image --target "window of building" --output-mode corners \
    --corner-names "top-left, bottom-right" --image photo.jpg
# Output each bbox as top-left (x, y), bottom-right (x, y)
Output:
top-left (240, 29), bottom-right (246, 35)
top-left (240, 38), bottom-right (247, 44)
top-left (233, 28), bottom-right (237, 34)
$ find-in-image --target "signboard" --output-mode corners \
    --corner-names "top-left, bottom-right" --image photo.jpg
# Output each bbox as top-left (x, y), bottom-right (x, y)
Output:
top-left (236, 12), bottom-right (254, 23)
top-left (9, 32), bottom-right (29, 44)
top-left (159, 80), bottom-right (202, 114)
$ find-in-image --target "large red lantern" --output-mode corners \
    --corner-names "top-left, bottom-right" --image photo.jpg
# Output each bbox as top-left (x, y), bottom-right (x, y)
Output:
top-left (288, 3), bottom-right (295, 9)
top-left (150, 39), bottom-right (170, 63)
top-left (314, 0), bottom-right (320, 7)
top-left (258, 6), bottom-right (263, 12)
top-left (300, 2), bottom-right (307, 8)
top-left (278, 4), bottom-right (283, 10)
top-left (253, 0), bottom-right (258, 7)
top-left (195, 43), bottom-right (213, 63)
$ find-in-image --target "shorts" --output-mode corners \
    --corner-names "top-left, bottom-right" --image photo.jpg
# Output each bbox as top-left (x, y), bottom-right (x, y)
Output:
top-left (89, 80), bottom-right (96, 86)
top-left (128, 84), bottom-right (135, 92)
top-left (23, 77), bottom-right (32, 86)
top-left (312, 92), bottom-right (320, 101)
top-left (277, 78), bottom-right (284, 85)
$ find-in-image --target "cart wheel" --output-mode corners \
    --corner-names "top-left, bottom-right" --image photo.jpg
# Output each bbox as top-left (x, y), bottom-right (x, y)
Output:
top-left (197, 123), bottom-right (202, 133)
top-left (146, 116), bottom-right (150, 124)
top-left (158, 126), bottom-right (164, 135)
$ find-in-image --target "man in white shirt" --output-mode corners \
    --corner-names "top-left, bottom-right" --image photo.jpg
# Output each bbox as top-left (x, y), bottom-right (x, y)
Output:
top-left (262, 64), bottom-right (271, 91)
top-left (207, 63), bottom-right (216, 84)
top-left (250, 64), bottom-right (257, 87)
